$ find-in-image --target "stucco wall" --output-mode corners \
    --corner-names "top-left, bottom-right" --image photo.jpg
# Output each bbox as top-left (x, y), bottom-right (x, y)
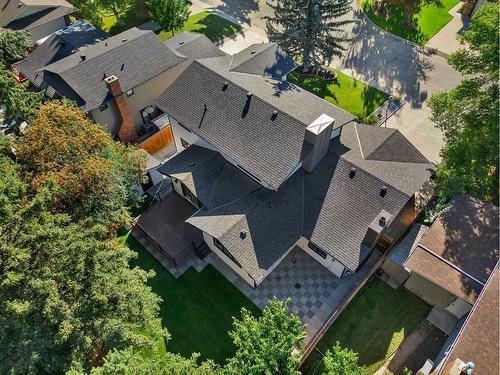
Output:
top-left (202, 232), bottom-right (256, 287)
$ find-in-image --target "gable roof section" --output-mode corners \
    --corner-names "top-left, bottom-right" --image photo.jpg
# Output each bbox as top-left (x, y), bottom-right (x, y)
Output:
top-left (154, 60), bottom-right (312, 190)
top-left (42, 28), bottom-right (186, 111)
top-left (5, 5), bottom-right (74, 31)
top-left (13, 27), bottom-right (108, 87)
top-left (164, 32), bottom-right (227, 59)
top-left (405, 194), bottom-right (499, 304)
top-left (229, 43), bottom-right (297, 79)
top-left (0, 0), bottom-right (25, 26)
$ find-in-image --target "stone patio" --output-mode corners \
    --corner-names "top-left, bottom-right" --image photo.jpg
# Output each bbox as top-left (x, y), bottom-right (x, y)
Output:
top-left (133, 226), bottom-right (381, 346)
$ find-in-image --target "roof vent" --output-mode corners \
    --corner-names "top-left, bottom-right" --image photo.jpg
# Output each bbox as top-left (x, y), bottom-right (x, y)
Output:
top-left (222, 81), bottom-right (229, 91)
top-left (105, 42), bottom-right (108, 46)
top-left (349, 167), bottom-right (356, 178)
top-left (271, 110), bottom-right (278, 121)
top-left (380, 185), bottom-right (387, 197)
top-left (251, 50), bottom-right (256, 54)
top-left (189, 162), bottom-right (196, 167)
top-left (179, 41), bottom-right (185, 45)
top-left (122, 38), bottom-right (127, 42)
top-left (379, 216), bottom-right (387, 227)
top-left (246, 92), bottom-right (252, 98)
top-left (240, 231), bottom-right (246, 239)
top-left (60, 41), bottom-right (66, 48)
top-left (120, 63), bottom-right (125, 71)
top-left (80, 54), bottom-right (86, 61)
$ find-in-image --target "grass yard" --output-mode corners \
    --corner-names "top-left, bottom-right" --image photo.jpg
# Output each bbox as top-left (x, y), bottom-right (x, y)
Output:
top-left (288, 71), bottom-right (389, 121)
top-left (100, 2), bottom-right (149, 35)
top-left (362, 0), bottom-right (461, 44)
top-left (118, 229), bottom-right (260, 364)
top-left (158, 11), bottom-right (241, 42)
top-left (300, 279), bottom-right (431, 375)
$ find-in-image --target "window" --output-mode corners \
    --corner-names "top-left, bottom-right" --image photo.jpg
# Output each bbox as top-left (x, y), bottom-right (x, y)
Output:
top-left (125, 89), bottom-right (134, 97)
top-left (181, 138), bottom-right (190, 149)
top-left (99, 103), bottom-right (108, 111)
top-left (213, 237), bottom-right (242, 268)
top-left (309, 241), bottom-right (327, 259)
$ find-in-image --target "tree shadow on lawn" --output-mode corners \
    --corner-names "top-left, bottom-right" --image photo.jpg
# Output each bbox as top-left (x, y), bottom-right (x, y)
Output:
top-left (190, 13), bottom-right (242, 42)
top-left (215, 0), bottom-right (259, 27)
top-left (301, 280), bottom-right (431, 375)
top-left (106, 2), bottom-right (149, 35)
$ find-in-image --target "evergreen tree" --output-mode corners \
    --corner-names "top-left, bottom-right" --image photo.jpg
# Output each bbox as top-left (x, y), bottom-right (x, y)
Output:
top-left (266, 0), bottom-right (353, 71)
top-left (148, 0), bottom-right (190, 36)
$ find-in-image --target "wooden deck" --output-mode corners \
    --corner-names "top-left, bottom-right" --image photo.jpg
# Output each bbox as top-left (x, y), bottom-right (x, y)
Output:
top-left (134, 192), bottom-right (203, 265)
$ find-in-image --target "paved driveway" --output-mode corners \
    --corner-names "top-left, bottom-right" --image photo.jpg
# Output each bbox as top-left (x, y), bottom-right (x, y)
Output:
top-left (190, 0), bottom-right (462, 162)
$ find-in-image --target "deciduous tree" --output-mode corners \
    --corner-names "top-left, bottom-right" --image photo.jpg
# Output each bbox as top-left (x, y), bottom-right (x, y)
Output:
top-left (322, 342), bottom-right (367, 375)
top-left (148, 0), bottom-right (190, 35)
top-left (266, 0), bottom-right (352, 71)
top-left (0, 30), bottom-right (33, 66)
top-left (16, 100), bottom-right (148, 227)
top-left (224, 298), bottom-right (305, 375)
top-left (429, 2), bottom-right (499, 204)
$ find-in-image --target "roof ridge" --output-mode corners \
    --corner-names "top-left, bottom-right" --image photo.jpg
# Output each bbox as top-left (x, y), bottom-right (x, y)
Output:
top-left (230, 42), bottom-right (276, 71)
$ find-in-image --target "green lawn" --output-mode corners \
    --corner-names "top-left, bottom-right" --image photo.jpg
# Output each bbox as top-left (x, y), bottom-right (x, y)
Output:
top-left (118, 229), bottom-right (260, 364)
top-left (288, 71), bottom-right (389, 121)
top-left (300, 279), bottom-right (431, 375)
top-left (158, 11), bottom-right (242, 42)
top-left (100, 2), bottom-right (149, 35)
top-left (362, 0), bottom-right (461, 44)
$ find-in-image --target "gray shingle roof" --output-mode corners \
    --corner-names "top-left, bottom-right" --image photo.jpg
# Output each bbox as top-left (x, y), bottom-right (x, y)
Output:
top-left (5, 5), bottom-right (74, 31)
top-left (169, 124), bottom-right (434, 281)
top-left (13, 27), bottom-right (108, 87)
top-left (154, 60), bottom-right (312, 190)
top-left (42, 28), bottom-right (186, 111)
top-left (228, 43), bottom-right (297, 79)
top-left (164, 32), bottom-right (227, 59)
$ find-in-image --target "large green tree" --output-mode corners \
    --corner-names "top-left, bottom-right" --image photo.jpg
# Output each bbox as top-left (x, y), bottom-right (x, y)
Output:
top-left (68, 0), bottom-right (104, 28)
top-left (266, 0), bottom-right (352, 71)
top-left (16, 100), bottom-right (148, 227)
top-left (429, 2), bottom-right (499, 204)
top-left (148, 0), bottom-right (190, 35)
top-left (322, 342), bottom-right (367, 375)
top-left (224, 298), bottom-right (305, 375)
top-left (0, 29), bottom-right (33, 66)
top-left (0, 67), bottom-right (43, 128)
top-left (0, 145), bottom-right (166, 374)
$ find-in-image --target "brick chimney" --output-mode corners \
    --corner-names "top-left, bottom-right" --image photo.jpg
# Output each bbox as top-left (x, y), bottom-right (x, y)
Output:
top-left (104, 75), bottom-right (136, 143)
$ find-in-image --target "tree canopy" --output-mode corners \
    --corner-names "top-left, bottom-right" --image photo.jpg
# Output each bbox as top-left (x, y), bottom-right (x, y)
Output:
top-left (16, 100), bottom-right (148, 227)
top-left (266, 0), bottom-right (353, 70)
top-left (322, 342), bottom-right (367, 375)
top-left (429, 2), bottom-right (499, 204)
top-left (148, 0), bottom-right (190, 35)
top-left (0, 29), bottom-right (34, 66)
top-left (224, 298), bottom-right (305, 375)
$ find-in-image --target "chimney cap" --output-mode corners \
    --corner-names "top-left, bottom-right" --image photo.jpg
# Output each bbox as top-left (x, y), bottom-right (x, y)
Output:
top-left (104, 75), bottom-right (118, 84)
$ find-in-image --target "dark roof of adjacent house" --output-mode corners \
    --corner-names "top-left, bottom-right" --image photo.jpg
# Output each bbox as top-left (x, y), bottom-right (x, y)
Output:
top-left (387, 223), bottom-right (429, 265)
top-left (164, 32), bottom-right (227, 59)
top-left (437, 266), bottom-right (499, 375)
top-left (228, 43), bottom-right (298, 79)
top-left (154, 55), bottom-right (356, 189)
top-left (13, 26), bottom-right (108, 87)
top-left (405, 194), bottom-right (499, 304)
top-left (1, 0), bottom-right (74, 30)
top-left (41, 28), bottom-right (186, 111)
top-left (161, 124), bottom-right (434, 281)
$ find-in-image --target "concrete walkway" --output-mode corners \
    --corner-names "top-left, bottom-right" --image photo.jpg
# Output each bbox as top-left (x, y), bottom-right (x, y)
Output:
top-left (426, 2), bottom-right (470, 57)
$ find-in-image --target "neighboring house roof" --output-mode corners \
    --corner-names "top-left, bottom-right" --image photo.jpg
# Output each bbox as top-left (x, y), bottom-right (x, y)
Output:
top-left (1, 0), bottom-right (74, 30)
top-left (13, 26), bottom-right (108, 87)
top-left (164, 32), bottom-right (227, 59)
top-left (228, 43), bottom-right (298, 79)
top-left (41, 28), bottom-right (186, 111)
top-left (387, 223), bottom-right (429, 265)
top-left (437, 266), bottom-right (499, 375)
top-left (162, 124), bottom-right (433, 282)
top-left (154, 55), bottom-right (355, 189)
top-left (405, 194), bottom-right (499, 304)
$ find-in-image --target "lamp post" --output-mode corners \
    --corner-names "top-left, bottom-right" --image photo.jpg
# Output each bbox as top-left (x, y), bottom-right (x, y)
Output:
top-left (384, 95), bottom-right (393, 127)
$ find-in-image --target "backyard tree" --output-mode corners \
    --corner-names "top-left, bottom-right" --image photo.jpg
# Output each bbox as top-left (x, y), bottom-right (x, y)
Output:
top-left (68, 0), bottom-right (104, 28)
top-left (98, 0), bottom-right (134, 25)
top-left (149, 0), bottom-right (190, 35)
top-left (266, 0), bottom-right (353, 71)
top-left (0, 67), bottom-right (43, 128)
top-left (16, 100), bottom-right (148, 228)
top-left (0, 145), bottom-right (166, 374)
top-left (225, 298), bottom-right (305, 375)
top-left (372, 0), bottom-right (442, 29)
top-left (0, 29), bottom-right (33, 66)
top-left (322, 342), bottom-right (367, 375)
top-left (428, 2), bottom-right (499, 204)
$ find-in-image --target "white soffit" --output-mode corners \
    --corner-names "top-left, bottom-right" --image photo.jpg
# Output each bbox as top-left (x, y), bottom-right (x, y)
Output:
top-left (306, 113), bottom-right (335, 135)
